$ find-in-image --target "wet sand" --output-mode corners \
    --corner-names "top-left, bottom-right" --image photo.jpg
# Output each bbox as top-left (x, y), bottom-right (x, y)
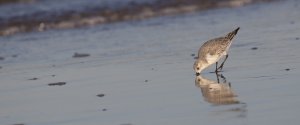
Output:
top-left (1, 0), bottom-right (300, 125)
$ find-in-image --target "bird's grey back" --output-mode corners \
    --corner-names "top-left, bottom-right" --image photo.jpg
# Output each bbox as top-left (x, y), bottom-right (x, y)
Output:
top-left (198, 37), bottom-right (231, 59)
top-left (197, 27), bottom-right (239, 61)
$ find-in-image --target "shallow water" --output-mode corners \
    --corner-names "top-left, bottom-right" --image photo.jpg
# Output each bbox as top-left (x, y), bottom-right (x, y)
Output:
top-left (1, 0), bottom-right (300, 125)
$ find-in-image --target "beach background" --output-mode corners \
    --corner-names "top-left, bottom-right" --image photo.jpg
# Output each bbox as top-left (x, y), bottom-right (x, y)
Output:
top-left (1, 0), bottom-right (300, 125)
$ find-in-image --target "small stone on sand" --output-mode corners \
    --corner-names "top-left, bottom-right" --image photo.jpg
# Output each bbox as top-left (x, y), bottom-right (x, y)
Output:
top-left (251, 47), bottom-right (258, 50)
top-left (97, 94), bottom-right (105, 97)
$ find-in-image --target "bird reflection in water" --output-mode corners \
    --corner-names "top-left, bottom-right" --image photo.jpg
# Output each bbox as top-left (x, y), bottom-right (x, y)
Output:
top-left (195, 73), bottom-right (247, 118)
top-left (195, 73), bottom-right (239, 105)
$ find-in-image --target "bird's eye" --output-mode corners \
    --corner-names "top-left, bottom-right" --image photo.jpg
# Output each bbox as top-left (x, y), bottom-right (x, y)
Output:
top-left (197, 67), bottom-right (199, 70)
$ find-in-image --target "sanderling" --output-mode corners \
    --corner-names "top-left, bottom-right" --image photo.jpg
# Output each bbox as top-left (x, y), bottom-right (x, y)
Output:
top-left (193, 27), bottom-right (240, 74)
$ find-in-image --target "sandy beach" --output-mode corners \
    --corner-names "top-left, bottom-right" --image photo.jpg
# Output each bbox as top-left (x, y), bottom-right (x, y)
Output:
top-left (1, 0), bottom-right (300, 125)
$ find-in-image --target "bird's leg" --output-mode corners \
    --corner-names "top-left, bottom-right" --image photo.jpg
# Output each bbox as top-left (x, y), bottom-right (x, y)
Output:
top-left (217, 75), bottom-right (220, 83)
top-left (215, 71), bottom-right (220, 83)
top-left (215, 62), bottom-right (219, 73)
top-left (217, 55), bottom-right (229, 71)
top-left (220, 74), bottom-right (226, 83)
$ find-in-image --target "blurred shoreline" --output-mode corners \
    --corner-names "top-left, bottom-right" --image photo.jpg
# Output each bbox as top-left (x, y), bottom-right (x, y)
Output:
top-left (0, 0), bottom-right (275, 36)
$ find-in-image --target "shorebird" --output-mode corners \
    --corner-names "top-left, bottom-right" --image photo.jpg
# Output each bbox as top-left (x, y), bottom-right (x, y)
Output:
top-left (193, 27), bottom-right (240, 74)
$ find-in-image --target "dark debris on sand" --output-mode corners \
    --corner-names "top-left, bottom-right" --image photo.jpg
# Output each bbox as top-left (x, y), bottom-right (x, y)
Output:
top-left (72, 52), bottom-right (90, 58)
top-left (28, 78), bottom-right (38, 80)
top-left (120, 123), bottom-right (133, 125)
top-left (12, 54), bottom-right (18, 58)
top-left (48, 82), bottom-right (66, 86)
top-left (12, 123), bottom-right (25, 125)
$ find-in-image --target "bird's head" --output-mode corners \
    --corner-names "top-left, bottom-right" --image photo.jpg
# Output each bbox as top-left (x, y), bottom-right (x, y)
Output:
top-left (193, 60), bottom-right (204, 76)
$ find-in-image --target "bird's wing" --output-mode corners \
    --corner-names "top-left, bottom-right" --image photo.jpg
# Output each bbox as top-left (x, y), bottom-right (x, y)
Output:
top-left (199, 37), bottom-right (229, 56)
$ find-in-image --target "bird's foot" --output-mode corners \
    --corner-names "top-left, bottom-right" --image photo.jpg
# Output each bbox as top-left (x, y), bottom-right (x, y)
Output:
top-left (210, 70), bottom-right (223, 74)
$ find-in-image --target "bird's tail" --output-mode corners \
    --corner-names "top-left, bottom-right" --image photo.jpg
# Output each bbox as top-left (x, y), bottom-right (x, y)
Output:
top-left (225, 27), bottom-right (240, 40)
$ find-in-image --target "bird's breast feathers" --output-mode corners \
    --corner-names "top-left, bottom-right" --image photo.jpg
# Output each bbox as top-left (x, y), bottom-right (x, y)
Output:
top-left (205, 53), bottom-right (222, 64)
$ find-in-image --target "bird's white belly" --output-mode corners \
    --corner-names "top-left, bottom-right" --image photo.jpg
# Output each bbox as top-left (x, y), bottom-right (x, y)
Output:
top-left (206, 53), bottom-right (224, 64)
